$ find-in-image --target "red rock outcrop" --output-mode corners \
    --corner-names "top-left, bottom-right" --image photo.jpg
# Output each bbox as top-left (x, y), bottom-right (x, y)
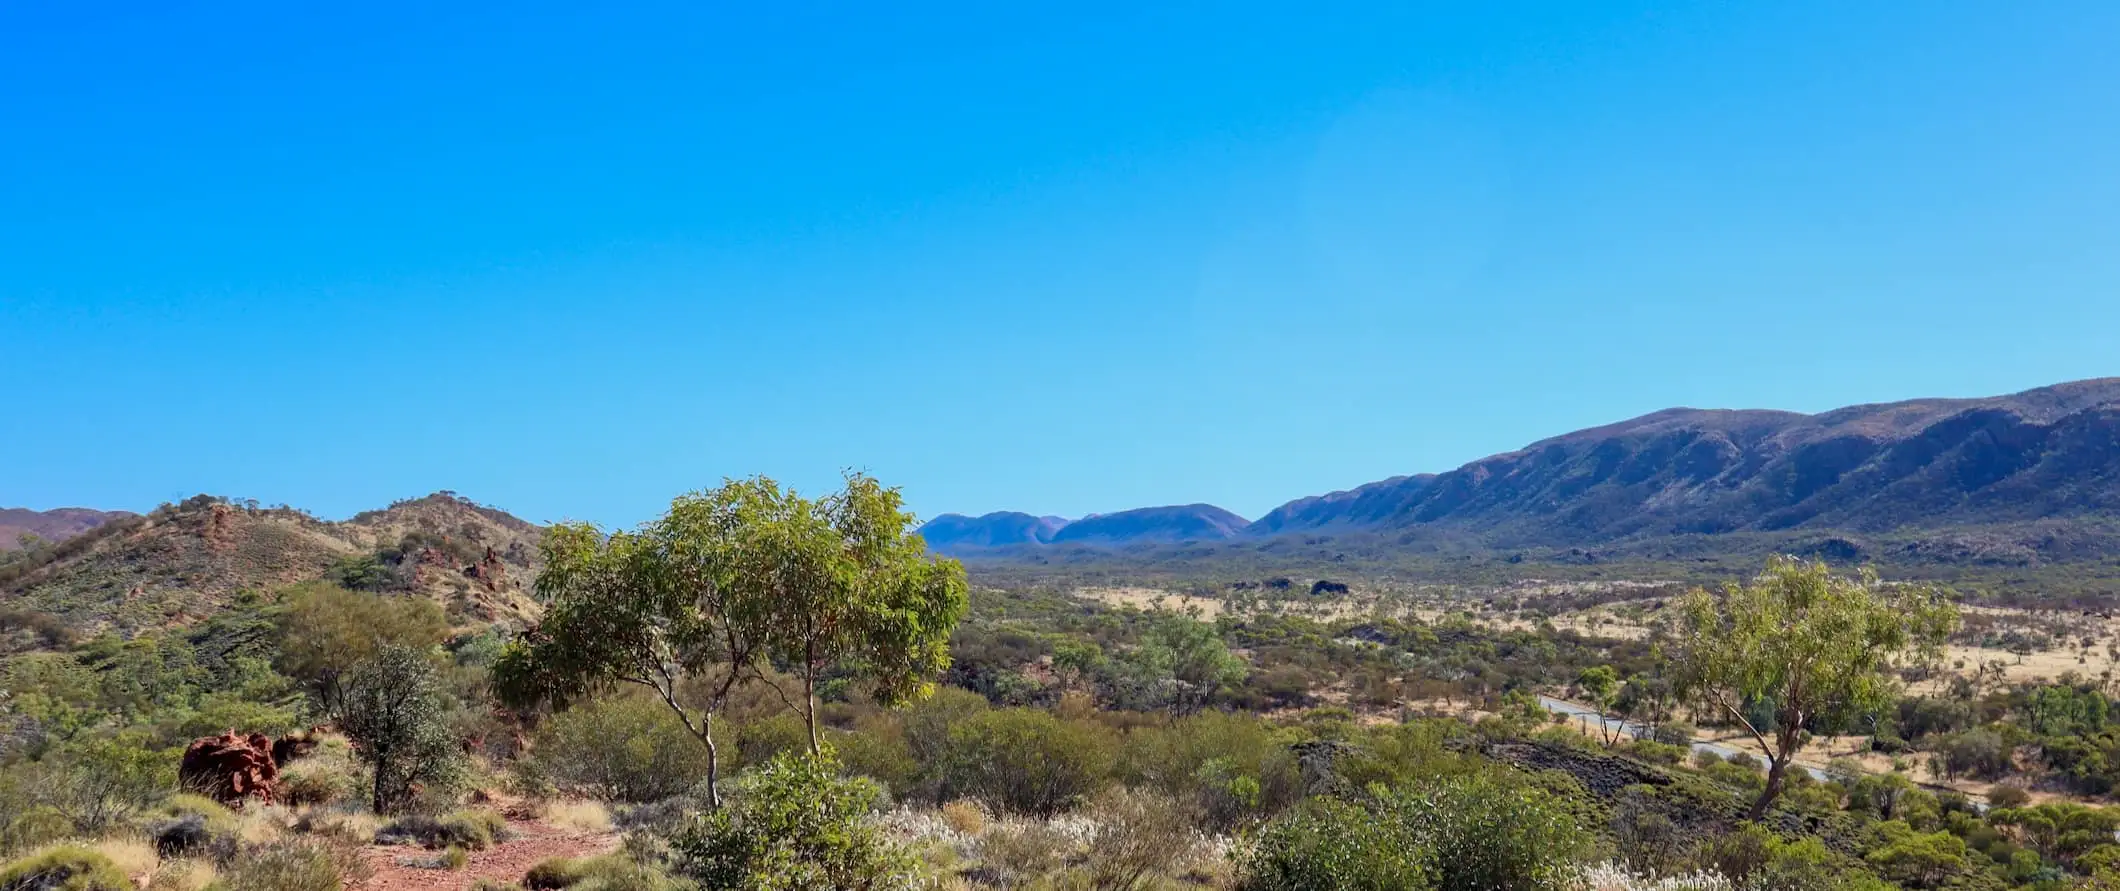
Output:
top-left (179, 731), bottom-right (285, 806)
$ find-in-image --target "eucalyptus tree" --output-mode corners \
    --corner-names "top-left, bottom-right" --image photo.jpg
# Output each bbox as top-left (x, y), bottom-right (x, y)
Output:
top-left (495, 473), bottom-right (967, 804)
top-left (1669, 557), bottom-right (1957, 818)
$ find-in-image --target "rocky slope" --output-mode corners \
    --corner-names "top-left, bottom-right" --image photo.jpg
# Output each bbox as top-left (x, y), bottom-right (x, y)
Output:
top-left (0, 492), bottom-right (545, 634)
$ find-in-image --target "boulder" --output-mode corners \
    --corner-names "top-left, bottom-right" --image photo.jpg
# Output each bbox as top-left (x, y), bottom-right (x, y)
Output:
top-left (178, 731), bottom-right (282, 806)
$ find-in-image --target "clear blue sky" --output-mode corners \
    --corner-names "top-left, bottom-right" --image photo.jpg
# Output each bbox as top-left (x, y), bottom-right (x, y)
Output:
top-left (4, 2), bottom-right (2117, 527)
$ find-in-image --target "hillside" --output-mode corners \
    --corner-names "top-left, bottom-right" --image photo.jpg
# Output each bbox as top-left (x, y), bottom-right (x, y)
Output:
top-left (932, 379), bottom-right (2120, 566)
top-left (0, 507), bottom-right (132, 550)
top-left (1047, 504), bottom-right (1250, 545)
top-left (1262, 378), bottom-right (2120, 547)
top-left (0, 492), bottom-right (545, 635)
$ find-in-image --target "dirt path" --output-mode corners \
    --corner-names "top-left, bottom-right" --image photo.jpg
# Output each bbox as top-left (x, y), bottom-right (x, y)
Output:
top-left (354, 818), bottom-right (618, 890)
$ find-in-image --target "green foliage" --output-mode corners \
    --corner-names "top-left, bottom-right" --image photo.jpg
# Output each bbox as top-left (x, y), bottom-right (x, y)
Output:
top-left (943, 707), bottom-right (1116, 816)
top-left (1670, 557), bottom-right (1958, 817)
top-left (524, 854), bottom-right (690, 890)
top-left (28, 731), bottom-right (176, 833)
top-left (528, 695), bottom-right (715, 802)
top-left (1863, 820), bottom-right (1970, 888)
top-left (275, 581), bottom-right (446, 714)
top-left (1119, 710), bottom-right (1301, 829)
top-left (337, 644), bottom-right (464, 813)
top-left (1243, 797), bottom-right (1428, 891)
top-left (1243, 768), bottom-right (1591, 891)
top-left (377, 809), bottom-right (507, 850)
top-left (0, 844), bottom-right (130, 891)
top-left (669, 749), bottom-right (920, 891)
top-left (498, 473), bottom-right (969, 805)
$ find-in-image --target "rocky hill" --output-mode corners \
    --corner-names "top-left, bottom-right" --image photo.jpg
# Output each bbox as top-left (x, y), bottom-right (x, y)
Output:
top-left (0, 507), bottom-right (133, 550)
top-left (0, 492), bottom-right (545, 635)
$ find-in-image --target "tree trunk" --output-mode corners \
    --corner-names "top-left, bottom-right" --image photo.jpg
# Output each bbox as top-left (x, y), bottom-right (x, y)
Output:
top-left (1748, 758), bottom-right (1789, 820)
top-left (804, 657), bottom-right (821, 757)
top-left (703, 713), bottom-right (722, 808)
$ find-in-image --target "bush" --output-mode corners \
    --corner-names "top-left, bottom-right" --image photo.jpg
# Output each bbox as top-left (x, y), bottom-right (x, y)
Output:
top-left (524, 854), bottom-right (688, 890)
top-left (1243, 768), bottom-right (1591, 891)
top-left (376, 810), bottom-right (507, 850)
top-left (337, 645), bottom-right (465, 813)
top-left (1120, 711), bottom-right (1301, 829)
top-left (529, 696), bottom-right (714, 803)
top-left (1084, 787), bottom-right (1201, 890)
top-left (216, 838), bottom-right (363, 891)
top-left (1242, 797), bottom-right (1428, 890)
top-left (0, 844), bottom-right (131, 891)
top-left (943, 708), bottom-right (1115, 816)
top-left (35, 733), bottom-right (178, 833)
top-left (669, 750), bottom-right (920, 890)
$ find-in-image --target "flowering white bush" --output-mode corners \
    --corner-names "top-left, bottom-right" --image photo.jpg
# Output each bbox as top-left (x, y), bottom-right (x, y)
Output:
top-left (1579, 862), bottom-right (1736, 891)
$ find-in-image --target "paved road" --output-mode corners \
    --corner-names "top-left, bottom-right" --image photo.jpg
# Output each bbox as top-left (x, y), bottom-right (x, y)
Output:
top-left (1537, 696), bottom-right (1832, 781)
top-left (1536, 696), bottom-right (1989, 811)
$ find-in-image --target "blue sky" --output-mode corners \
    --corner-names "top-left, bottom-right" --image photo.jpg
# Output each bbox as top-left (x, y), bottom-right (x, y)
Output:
top-left (4, 1), bottom-right (2117, 527)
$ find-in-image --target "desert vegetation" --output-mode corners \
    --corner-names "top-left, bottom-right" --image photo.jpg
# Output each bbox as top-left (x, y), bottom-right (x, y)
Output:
top-left (15, 478), bottom-right (2120, 889)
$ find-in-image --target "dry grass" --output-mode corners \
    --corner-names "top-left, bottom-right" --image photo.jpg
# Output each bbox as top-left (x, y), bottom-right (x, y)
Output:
top-left (91, 836), bottom-right (159, 879)
top-left (147, 859), bottom-right (219, 891)
top-left (939, 800), bottom-right (988, 837)
top-left (542, 800), bottom-right (613, 834)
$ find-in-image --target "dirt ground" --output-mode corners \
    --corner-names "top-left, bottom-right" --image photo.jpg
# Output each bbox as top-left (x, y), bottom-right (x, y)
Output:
top-left (354, 816), bottom-right (618, 891)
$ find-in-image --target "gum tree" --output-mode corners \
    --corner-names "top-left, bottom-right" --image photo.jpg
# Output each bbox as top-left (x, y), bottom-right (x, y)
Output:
top-left (495, 473), bottom-right (968, 805)
top-left (1670, 557), bottom-right (1957, 818)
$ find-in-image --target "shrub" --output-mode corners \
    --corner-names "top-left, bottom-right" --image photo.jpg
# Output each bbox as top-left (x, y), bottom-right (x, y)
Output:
top-left (37, 733), bottom-right (178, 833)
top-left (1120, 711), bottom-right (1301, 829)
top-left (529, 696), bottom-right (714, 803)
top-left (976, 821), bottom-right (1074, 885)
top-left (1243, 768), bottom-right (1591, 891)
top-left (670, 750), bottom-right (920, 890)
top-left (1242, 797), bottom-right (1427, 890)
top-left (336, 645), bottom-right (465, 813)
top-left (0, 844), bottom-right (132, 891)
top-left (1986, 785), bottom-right (2031, 808)
top-left (524, 854), bottom-right (689, 890)
top-left (943, 708), bottom-right (1116, 816)
top-left (1085, 787), bottom-right (1200, 890)
top-left (215, 838), bottom-right (361, 891)
top-left (375, 810), bottom-right (507, 850)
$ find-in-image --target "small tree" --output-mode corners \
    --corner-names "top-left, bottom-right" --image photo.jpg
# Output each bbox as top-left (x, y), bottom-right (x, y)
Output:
top-left (1670, 557), bottom-right (1957, 819)
top-left (670, 748), bottom-right (920, 891)
top-left (1575, 666), bottom-right (1623, 746)
top-left (276, 582), bottom-right (447, 716)
top-left (495, 473), bottom-right (968, 804)
top-left (753, 473), bottom-right (970, 755)
top-left (338, 645), bottom-right (462, 813)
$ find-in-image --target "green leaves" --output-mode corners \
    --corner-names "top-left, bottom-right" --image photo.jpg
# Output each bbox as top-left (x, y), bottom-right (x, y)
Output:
top-left (1669, 557), bottom-right (1959, 817)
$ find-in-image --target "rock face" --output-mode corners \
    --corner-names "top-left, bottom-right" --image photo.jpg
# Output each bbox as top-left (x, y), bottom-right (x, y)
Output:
top-left (180, 729), bottom-right (318, 806)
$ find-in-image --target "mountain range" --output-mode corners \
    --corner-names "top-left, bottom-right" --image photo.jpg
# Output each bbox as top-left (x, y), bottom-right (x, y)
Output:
top-left (918, 378), bottom-right (2120, 560)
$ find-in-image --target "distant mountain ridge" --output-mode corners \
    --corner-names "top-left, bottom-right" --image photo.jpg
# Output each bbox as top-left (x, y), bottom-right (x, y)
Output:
top-left (0, 507), bottom-right (132, 550)
top-left (919, 378), bottom-right (2120, 556)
